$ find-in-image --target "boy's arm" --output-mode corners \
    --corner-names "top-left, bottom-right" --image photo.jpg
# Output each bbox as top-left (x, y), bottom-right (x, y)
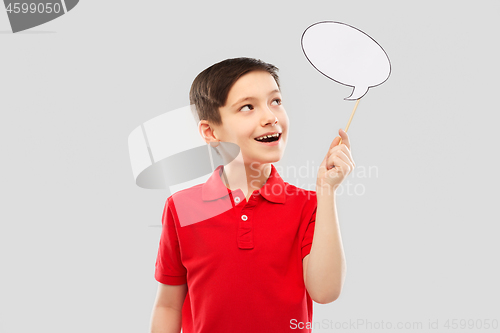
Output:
top-left (150, 282), bottom-right (188, 333)
top-left (303, 191), bottom-right (346, 304)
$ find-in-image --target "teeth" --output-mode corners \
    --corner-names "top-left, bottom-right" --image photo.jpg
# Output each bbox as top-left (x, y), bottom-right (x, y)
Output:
top-left (255, 133), bottom-right (280, 141)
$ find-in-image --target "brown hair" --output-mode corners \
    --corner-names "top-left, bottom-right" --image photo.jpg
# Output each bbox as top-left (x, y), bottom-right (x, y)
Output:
top-left (189, 57), bottom-right (280, 126)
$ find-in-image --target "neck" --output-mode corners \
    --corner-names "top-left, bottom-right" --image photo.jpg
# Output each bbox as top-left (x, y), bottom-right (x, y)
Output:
top-left (220, 155), bottom-right (272, 195)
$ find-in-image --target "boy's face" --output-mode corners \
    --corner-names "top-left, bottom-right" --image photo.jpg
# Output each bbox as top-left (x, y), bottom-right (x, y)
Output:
top-left (202, 70), bottom-right (289, 165)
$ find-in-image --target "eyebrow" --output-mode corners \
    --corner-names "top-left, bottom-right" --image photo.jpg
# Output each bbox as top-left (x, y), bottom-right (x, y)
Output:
top-left (230, 89), bottom-right (281, 108)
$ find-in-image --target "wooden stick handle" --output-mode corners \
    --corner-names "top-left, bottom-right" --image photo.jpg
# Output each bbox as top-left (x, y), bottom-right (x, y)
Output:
top-left (339, 98), bottom-right (360, 145)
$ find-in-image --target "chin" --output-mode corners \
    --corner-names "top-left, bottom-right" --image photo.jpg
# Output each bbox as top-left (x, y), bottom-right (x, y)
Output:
top-left (256, 152), bottom-right (283, 164)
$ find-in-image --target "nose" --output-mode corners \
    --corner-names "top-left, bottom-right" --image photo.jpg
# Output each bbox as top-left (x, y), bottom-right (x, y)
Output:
top-left (261, 105), bottom-right (278, 126)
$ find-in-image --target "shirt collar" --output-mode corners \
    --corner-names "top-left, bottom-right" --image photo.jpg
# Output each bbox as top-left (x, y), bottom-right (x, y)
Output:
top-left (202, 164), bottom-right (286, 204)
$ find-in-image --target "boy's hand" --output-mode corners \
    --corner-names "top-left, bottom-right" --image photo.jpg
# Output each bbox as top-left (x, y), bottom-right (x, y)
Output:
top-left (316, 128), bottom-right (355, 193)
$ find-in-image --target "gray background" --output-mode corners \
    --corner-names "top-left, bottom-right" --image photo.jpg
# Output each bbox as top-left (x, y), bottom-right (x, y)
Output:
top-left (1, 1), bottom-right (499, 332)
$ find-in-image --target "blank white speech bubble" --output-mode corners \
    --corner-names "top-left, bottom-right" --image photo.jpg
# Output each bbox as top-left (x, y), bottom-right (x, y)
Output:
top-left (301, 21), bottom-right (391, 100)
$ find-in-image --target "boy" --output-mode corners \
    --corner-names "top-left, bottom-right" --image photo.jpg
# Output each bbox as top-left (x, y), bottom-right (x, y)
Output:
top-left (150, 58), bottom-right (355, 333)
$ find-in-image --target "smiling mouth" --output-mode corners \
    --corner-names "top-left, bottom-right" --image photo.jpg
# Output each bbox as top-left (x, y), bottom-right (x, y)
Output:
top-left (254, 133), bottom-right (281, 143)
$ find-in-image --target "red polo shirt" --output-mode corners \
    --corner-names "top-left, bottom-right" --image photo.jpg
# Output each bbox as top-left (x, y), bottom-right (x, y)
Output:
top-left (155, 163), bottom-right (317, 332)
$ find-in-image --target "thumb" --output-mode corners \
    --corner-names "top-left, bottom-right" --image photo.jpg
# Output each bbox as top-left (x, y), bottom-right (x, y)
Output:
top-left (330, 135), bottom-right (342, 149)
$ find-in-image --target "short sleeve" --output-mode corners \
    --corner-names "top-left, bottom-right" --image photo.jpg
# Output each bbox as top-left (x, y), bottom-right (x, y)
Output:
top-left (154, 197), bottom-right (187, 285)
top-left (301, 204), bottom-right (317, 260)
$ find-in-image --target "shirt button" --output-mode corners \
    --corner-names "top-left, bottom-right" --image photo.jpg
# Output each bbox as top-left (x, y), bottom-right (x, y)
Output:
top-left (234, 197), bottom-right (241, 203)
top-left (241, 215), bottom-right (248, 221)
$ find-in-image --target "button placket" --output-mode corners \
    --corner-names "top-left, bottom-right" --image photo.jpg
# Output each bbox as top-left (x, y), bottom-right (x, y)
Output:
top-left (236, 199), bottom-right (257, 249)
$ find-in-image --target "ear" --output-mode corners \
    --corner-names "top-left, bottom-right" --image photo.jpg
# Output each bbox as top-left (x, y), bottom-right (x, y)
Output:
top-left (198, 120), bottom-right (218, 144)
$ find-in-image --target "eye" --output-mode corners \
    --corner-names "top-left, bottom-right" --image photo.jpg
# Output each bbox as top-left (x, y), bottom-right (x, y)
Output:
top-left (239, 104), bottom-right (254, 112)
top-left (271, 98), bottom-right (282, 106)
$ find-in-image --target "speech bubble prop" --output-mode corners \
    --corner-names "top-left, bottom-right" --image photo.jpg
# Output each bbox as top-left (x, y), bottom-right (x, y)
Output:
top-left (301, 21), bottom-right (391, 100)
top-left (3, 0), bottom-right (79, 33)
